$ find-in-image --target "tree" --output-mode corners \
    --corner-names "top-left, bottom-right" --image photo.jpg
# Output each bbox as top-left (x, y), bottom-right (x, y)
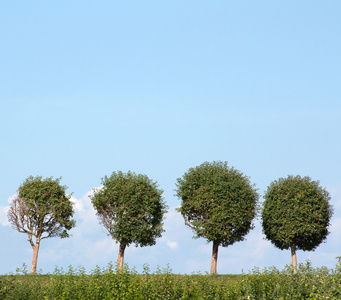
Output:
top-left (175, 161), bottom-right (259, 274)
top-left (7, 176), bottom-right (75, 274)
top-left (262, 175), bottom-right (333, 274)
top-left (90, 171), bottom-right (167, 270)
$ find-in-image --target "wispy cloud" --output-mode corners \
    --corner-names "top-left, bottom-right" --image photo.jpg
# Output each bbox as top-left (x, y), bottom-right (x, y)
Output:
top-left (0, 194), bottom-right (16, 227)
top-left (167, 241), bottom-right (179, 250)
top-left (0, 206), bottom-right (9, 226)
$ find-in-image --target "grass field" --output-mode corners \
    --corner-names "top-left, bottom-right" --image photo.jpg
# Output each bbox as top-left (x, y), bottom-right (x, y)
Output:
top-left (1, 260), bottom-right (341, 299)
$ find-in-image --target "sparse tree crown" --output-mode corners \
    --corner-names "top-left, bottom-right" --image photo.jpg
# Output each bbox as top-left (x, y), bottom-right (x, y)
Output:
top-left (7, 176), bottom-right (75, 273)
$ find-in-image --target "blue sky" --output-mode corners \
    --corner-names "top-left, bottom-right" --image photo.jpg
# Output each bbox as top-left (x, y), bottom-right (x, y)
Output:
top-left (1, 1), bottom-right (340, 274)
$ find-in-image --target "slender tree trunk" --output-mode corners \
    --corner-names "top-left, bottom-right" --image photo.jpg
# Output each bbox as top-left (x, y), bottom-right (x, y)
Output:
top-left (210, 241), bottom-right (219, 275)
top-left (117, 243), bottom-right (126, 270)
top-left (30, 237), bottom-right (40, 274)
top-left (291, 240), bottom-right (297, 274)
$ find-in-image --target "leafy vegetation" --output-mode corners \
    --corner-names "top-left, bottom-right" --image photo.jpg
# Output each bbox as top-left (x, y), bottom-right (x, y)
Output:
top-left (262, 175), bottom-right (333, 273)
top-left (7, 176), bottom-right (75, 274)
top-left (5, 172), bottom-right (337, 300)
top-left (91, 171), bottom-right (167, 270)
top-left (176, 161), bottom-right (259, 274)
top-left (2, 259), bottom-right (341, 299)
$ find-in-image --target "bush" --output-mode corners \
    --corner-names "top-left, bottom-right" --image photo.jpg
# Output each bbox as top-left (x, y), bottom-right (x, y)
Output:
top-left (1, 259), bottom-right (341, 299)
top-left (239, 259), bottom-right (341, 299)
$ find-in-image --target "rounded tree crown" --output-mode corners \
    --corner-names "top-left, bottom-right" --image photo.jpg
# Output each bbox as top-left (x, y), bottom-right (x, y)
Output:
top-left (91, 171), bottom-right (167, 247)
top-left (262, 175), bottom-right (333, 251)
top-left (176, 161), bottom-right (258, 247)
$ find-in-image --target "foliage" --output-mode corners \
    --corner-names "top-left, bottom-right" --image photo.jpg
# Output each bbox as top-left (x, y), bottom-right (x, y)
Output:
top-left (175, 161), bottom-right (258, 247)
top-left (7, 176), bottom-right (75, 273)
top-left (2, 260), bottom-right (341, 299)
top-left (262, 175), bottom-right (333, 252)
top-left (91, 171), bottom-right (167, 255)
top-left (0, 263), bottom-right (239, 300)
top-left (8, 176), bottom-right (75, 240)
top-left (239, 259), bottom-right (341, 299)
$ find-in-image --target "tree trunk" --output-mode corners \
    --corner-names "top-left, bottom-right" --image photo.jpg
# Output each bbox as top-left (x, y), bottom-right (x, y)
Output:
top-left (291, 240), bottom-right (297, 274)
top-left (210, 241), bottom-right (219, 275)
top-left (117, 243), bottom-right (126, 271)
top-left (30, 238), bottom-right (40, 274)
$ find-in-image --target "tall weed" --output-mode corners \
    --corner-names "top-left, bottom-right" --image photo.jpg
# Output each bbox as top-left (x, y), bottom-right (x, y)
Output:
top-left (1, 259), bottom-right (341, 299)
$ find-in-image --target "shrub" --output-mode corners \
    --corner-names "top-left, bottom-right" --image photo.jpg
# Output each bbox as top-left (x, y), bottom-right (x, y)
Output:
top-left (1, 259), bottom-right (341, 299)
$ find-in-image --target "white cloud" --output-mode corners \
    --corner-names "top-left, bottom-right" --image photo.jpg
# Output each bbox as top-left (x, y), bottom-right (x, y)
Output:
top-left (330, 217), bottom-right (341, 236)
top-left (36, 190), bottom-right (113, 271)
top-left (166, 241), bottom-right (179, 250)
top-left (70, 195), bottom-right (84, 212)
top-left (328, 184), bottom-right (341, 211)
top-left (0, 206), bottom-right (9, 226)
top-left (160, 207), bottom-right (189, 251)
top-left (0, 194), bottom-right (16, 227)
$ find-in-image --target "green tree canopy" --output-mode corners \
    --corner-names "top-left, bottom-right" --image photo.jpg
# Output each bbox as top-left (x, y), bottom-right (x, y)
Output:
top-left (91, 171), bottom-right (167, 269)
top-left (262, 175), bottom-right (333, 273)
top-left (175, 161), bottom-right (259, 274)
top-left (7, 176), bottom-right (75, 274)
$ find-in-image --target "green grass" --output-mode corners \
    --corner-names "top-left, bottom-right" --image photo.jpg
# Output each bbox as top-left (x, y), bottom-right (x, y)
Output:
top-left (1, 259), bottom-right (341, 299)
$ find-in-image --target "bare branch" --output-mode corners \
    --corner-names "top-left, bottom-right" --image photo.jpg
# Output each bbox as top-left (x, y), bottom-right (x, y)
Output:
top-left (7, 195), bottom-right (35, 236)
top-left (184, 217), bottom-right (195, 230)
